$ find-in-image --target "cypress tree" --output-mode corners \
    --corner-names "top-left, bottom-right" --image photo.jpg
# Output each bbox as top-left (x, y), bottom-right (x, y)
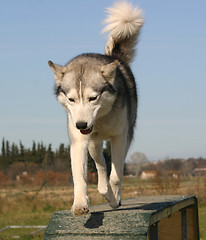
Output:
top-left (1, 138), bottom-right (6, 159)
top-left (19, 141), bottom-right (25, 162)
top-left (0, 138), bottom-right (7, 170)
top-left (6, 140), bottom-right (10, 158)
top-left (32, 141), bottom-right (36, 157)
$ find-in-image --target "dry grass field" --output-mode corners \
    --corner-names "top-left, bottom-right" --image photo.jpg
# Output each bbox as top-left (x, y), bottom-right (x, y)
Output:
top-left (0, 175), bottom-right (206, 239)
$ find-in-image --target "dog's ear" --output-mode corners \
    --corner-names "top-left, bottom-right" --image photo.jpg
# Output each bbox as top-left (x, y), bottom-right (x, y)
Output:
top-left (48, 61), bottom-right (67, 84)
top-left (100, 60), bottom-right (119, 83)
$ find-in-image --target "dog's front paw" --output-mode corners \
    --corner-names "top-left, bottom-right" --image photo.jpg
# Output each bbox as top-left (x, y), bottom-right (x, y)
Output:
top-left (106, 194), bottom-right (121, 209)
top-left (71, 204), bottom-right (89, 216)
top-left (105, 185), bottom-right (121, 209)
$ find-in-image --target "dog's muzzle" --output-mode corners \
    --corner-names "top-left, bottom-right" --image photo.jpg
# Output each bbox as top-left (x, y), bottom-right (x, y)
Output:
top-left (76, 122), bottom-right (93, 135)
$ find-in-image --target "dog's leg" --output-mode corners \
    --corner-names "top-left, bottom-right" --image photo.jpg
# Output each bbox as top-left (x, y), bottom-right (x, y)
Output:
top-left (106, 130), bottom-right (128, 208)
top-left (70, 139), bottom-right (89, 216)
top-left (88, 140), bottom-right (108, 196)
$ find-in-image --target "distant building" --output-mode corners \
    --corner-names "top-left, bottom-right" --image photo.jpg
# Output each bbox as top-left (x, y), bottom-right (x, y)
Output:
top-left (141, 170), bottom-right (157, 180)
top-left (192, 168), bottom-right (206, 176)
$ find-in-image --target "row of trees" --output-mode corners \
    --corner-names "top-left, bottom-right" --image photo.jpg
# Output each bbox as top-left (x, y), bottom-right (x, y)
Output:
top-left (0, 138), bottom-right (111, 175)
top-left (0, 139), bottom-right (70, 170)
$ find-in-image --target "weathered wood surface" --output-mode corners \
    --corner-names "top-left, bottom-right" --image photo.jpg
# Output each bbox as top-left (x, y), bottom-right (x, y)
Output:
top-left (44, 195), bottom-right (198, 240)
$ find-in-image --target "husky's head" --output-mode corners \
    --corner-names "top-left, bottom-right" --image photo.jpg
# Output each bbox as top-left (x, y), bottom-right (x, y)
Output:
top-left (48, 55), bottom-right (119, 135)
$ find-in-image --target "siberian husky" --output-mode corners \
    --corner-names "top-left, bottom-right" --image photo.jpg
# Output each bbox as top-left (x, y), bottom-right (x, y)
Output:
top-left (48, 1), bottom-right (144, 216)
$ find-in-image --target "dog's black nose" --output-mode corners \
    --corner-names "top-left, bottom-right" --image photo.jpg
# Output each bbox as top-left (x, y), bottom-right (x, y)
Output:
top-left (76, 121), bottom-right (87, 130)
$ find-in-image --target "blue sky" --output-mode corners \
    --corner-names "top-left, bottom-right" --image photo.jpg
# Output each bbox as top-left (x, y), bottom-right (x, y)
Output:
top-left (0, 0), bottom-right (206, 161)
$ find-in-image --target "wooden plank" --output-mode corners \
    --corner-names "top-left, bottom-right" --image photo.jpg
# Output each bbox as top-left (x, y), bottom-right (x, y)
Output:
top-left (158, 211), bottom-right (181, 240)
top-left (187, 205), bottom-right (199, 240)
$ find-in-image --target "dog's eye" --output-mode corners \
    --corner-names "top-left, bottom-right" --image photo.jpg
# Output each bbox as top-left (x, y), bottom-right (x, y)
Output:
top-left (68, 98), bottom-right (75, 103)
top-left (89, 96), bottom-right (98, 102)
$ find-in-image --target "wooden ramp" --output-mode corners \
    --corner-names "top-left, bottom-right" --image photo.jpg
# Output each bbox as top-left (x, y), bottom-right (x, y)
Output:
top-left (44, 195), bottom-right (199, 240)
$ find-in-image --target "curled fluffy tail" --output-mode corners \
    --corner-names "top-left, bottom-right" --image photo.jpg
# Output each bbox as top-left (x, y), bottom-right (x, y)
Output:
top-left (102, 1), bottom-right (144, 65)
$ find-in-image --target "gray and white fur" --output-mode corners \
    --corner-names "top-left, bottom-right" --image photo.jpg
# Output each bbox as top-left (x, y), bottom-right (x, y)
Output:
top-left (48, 1), bottom-right (143, 216)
